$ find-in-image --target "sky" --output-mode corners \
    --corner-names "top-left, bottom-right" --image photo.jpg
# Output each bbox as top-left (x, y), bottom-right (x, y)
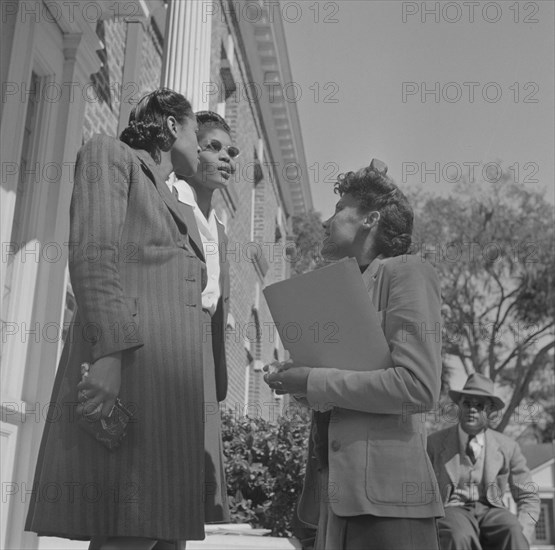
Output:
top-left (281, 0), bottom-right (555, 218)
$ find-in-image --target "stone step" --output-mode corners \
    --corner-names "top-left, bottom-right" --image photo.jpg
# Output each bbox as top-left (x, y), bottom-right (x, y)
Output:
top-left (37, 525), bottom-right (302, 550)
top-left (188, 524), bottom-right (302, 549)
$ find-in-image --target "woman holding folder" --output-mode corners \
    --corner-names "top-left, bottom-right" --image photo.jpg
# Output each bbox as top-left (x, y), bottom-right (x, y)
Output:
top-left (264, 160), bottom-right (443, 550)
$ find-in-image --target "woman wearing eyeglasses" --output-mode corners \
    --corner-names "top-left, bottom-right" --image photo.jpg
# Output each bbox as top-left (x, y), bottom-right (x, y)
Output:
top-left (264, 161), bottom-right (443, 549)
top-left (167, 111), bottom-right (239, 527)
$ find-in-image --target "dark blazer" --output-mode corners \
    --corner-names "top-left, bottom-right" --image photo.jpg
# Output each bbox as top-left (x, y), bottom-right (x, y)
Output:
top-left (26, 135), bottom-right (212, 540)
top-left (427, 425), bottom-right (540, 542)
top-left (170, 191), bottom-right (230, 402)
top-left (213, 220), bottom-right (230, 402)
top-left (298, 255), bottom-right (445, 524)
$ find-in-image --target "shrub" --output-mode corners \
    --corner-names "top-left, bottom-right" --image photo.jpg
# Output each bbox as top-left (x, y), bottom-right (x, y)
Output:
top-left (221, 406), bottom-right (312, 536)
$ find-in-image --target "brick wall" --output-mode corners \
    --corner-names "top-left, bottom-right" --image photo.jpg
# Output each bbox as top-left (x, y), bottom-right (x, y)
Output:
top-left (83, 19), bottom-right (126, 140)
top-left (83, 18), bottom-right (163, 141)
top-left (210, 12), bottom-right (289, 420)
top-left (138, 23), bottom-right (164, 94)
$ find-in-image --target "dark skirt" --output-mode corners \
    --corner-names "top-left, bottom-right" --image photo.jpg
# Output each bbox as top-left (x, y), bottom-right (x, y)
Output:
top-left (25, 304), bottom-right (228, 543)
top-left (201, 309), bottom-right (230, 523)
top-left (90, 310), bottom-right (229, 550)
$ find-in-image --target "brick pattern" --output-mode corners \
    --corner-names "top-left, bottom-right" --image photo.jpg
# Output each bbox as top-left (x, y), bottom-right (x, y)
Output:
top-left (209, 13), bottom-right (291, 420)
top-left (253, 179), bottom-right (266, 242)
top-left (83, 18), bottom-right (163, 141)
top-left (83, 19), bottom-right (126, 140)
top-left (138, 23), bottom-right (164, 96)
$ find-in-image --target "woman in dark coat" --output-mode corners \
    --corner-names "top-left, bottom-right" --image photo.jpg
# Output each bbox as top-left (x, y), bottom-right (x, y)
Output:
top-left (25, 89), bottom-right (221, 550)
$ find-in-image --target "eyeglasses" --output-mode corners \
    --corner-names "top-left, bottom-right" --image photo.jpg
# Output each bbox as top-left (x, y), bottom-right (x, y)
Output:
top-left (200, 139), bottom-right (240, 159)
top-left (461, 399), bottom-right (489, 411)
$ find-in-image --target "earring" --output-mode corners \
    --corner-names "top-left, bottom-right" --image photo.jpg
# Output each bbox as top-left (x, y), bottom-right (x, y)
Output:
top-left (366, 212), bottom-right (380, 225)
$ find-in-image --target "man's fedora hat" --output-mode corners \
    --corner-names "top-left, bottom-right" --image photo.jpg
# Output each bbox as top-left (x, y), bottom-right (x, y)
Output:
top-left (448, 372), bottom-right (505, 411)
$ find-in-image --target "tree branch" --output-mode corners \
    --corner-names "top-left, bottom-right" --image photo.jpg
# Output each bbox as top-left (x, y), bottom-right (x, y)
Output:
top-left (494, 323), bottom-right (554, 375)
top-left (496, 340), bottom-right (555, 433)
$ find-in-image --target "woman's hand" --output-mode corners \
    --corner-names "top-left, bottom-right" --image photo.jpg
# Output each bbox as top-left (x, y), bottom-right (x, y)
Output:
top-left (263, 360), bottom-right (311, 395)
top-left (77, 353), bottom-right (122, 418)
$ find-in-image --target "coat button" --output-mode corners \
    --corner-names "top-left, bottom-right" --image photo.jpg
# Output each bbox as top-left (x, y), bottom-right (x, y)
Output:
top-left (330, 440), bottom-right (340, 452)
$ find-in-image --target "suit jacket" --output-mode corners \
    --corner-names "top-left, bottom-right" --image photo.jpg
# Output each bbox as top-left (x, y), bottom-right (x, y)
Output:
top-left (26, 135), bottom-right (213, 540)
top-left (298, 255), bottom-right (445, 524)
top-left (427, 425), bottom-right (540, 542)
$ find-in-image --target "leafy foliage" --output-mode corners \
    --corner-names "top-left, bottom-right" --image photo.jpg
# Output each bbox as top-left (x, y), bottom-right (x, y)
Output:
top-left (410, 176), bottom-right (554, 437)
top-left (288, 210), bottom-right (326, 276)
top-left (222, 407), bottom-right (312, 536)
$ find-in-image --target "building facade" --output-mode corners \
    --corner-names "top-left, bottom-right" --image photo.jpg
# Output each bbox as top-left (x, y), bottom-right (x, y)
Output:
top-left (519, 444), bottom-right (555, 550)
top-left (0, 1), bottom-right (311, 548)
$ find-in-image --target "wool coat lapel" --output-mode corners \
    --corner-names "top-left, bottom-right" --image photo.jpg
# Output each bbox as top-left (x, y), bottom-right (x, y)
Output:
top-left (441, 426), bottom-right (461, 485)
top-left (134, 149), bottom-right (204, 260)
top-left (173, 196), bottom-right (205, 262)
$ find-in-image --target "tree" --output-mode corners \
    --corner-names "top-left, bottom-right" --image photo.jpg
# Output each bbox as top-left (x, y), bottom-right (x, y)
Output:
top-left (288, 210), bottom-right (326, 276)
top-left (410, 176), bottom-right (554, 438)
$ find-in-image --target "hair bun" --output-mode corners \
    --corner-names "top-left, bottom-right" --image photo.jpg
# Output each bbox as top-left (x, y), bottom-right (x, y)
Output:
top-left (120, 120), bottom-right (172, 157)
top-left (390, 234), bottom-right (412, 256)
top-left (119, 88), bottom-right (194, 163)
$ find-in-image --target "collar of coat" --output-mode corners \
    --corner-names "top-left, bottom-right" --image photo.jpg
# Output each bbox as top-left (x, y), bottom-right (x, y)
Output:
top-left (132, 147), bottom-right (227, 262)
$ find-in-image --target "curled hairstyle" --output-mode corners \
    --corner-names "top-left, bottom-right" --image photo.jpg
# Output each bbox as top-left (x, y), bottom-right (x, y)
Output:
top-left (196, 110), bottom-right (231, 135)
top-left (120, 88), bottom-right (194, 163)
top-left (334, 166), bottom-right (413, 257)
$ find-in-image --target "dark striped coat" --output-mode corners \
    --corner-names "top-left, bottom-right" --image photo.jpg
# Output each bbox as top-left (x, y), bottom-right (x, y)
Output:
top-left (25, 134), bottom-right (228, 540)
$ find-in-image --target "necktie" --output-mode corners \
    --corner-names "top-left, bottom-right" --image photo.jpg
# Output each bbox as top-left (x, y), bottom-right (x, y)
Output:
top-left (466, 435), bottom-right (477, 464)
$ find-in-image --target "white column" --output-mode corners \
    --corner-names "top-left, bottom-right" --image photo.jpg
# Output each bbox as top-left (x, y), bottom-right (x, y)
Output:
top-left (161, 0), bottom-right (213, 111)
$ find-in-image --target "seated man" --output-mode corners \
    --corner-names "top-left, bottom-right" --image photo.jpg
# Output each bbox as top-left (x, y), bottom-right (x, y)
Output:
top-left (427, 373), bottom-right (540, 550)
